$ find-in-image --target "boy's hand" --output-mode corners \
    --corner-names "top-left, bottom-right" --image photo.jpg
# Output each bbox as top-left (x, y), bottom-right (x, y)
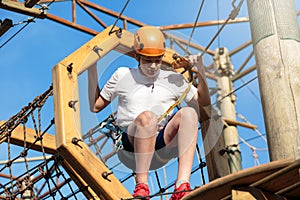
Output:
top-left (172, 54), bottom-right (193, 70)
top-left (173, 54), bottom-right (206, 80)
top-left (185, 54), bottom-right (206, 80)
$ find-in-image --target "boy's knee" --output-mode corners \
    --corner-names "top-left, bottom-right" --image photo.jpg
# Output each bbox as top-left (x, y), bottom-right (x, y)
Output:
top-left (180, 107), bottom-right (198, 121)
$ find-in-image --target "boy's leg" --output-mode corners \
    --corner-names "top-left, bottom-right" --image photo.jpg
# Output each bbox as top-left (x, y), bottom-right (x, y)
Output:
top-left (127, 111), bottom-right (158, 184)
top-left (163, 107), bottom-right (198, 197)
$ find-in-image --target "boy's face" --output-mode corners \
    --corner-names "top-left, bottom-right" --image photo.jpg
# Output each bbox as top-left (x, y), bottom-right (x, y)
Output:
top-left (139, 55), bottom-right (163, 77)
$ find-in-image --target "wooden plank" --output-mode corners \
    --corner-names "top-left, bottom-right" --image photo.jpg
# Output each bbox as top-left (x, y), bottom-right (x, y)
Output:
top-left (251, 159), bottom-right (300, 193)
top-left (236, 186), bottom-right (286, 200)
top-left (259, 168), bottom-right (300, 194)
top-left (0, 120), bottom-right (56, 154)
top-left (281, 181), bottom-right (300, 198)
top-left (183, 159), bottom-right (293, 200)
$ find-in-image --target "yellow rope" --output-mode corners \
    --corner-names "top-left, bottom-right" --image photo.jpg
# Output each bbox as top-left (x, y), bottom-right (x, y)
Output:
top-left (157, 81), bottom-right (193, 122)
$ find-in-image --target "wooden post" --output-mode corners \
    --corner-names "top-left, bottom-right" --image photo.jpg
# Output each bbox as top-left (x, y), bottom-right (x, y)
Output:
top-left (215, 47), bottom-right (242, 173)
top-left (246, 0), bottom-right (300, 160)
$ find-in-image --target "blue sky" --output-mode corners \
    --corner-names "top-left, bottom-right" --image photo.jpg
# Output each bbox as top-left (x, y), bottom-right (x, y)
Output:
top-left (1, 0), bottom-right (300, 198)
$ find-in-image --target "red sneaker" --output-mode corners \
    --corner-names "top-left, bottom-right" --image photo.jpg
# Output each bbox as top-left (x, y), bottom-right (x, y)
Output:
top-left (170, 182), bottom-right (191, 200)
top-left (132, 183), bottom-right (150, 199)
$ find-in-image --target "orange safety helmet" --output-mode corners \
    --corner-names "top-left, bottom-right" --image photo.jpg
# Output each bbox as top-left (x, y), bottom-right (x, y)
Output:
top-left (134, 26), bottom-right (166, 57)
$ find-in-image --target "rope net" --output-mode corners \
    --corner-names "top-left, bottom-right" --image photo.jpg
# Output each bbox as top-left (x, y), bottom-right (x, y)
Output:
top-left (81, 111), bottom-right (208, 199)
top-left (0, 86), bottom-right (90, 200)
top-left (0, 81), bottom-right (267, 199)
top-left (0, 85), bottom-right (208, 199)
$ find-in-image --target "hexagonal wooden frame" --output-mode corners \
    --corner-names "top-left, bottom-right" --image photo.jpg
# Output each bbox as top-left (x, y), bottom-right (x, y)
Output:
top-left (52, 26), bottom-right (177, 199)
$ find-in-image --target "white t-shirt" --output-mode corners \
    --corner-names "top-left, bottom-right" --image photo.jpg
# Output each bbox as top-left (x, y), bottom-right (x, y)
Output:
top-left (100, 67), bottom-right (197, 128)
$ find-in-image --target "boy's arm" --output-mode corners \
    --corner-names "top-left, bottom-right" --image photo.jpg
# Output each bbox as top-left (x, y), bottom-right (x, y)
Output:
top-left (88, 63), bottom-right (110, 113)
top-left (179, 54), bottom-right (211, 122)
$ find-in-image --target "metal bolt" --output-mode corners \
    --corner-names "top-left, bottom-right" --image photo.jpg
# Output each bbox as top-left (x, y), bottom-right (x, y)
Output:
top-left (68, 100), bottom-right (78, 111)
top-left (102, 171), bottom-right (113, 182)
top-left (67, 63), bottom-right (73, 74)
top-left (72, 137), bottom-right (83, 148)
top-left (115, 28), bottom-right (122, 38)
top-left (93, 45), bottom-right (103, 52)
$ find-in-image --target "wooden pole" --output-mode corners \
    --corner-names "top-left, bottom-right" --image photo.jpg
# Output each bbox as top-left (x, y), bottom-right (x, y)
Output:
top-left (215, 47), bottom-right (242, 173)
top-left (246, 0), bottom-right (300, 160)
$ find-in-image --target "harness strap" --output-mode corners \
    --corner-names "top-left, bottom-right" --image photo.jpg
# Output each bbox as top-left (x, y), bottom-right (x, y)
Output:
top-left (157, 81), bottom-right (193, 122)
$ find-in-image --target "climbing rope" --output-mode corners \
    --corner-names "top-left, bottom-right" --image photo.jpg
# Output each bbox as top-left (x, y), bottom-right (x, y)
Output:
top-left (237, 112), bottom-right (267, 142)
top-left (0, 86), bottom-right (91, 199)
top-left (0, 18), bottom-right (35, 49)
top-left (183, 0), bottom-right (206, 56)
top-left (0, 2), bottom-right (51, 49)
top-left (164, 0), bottom-right (246, 116)
top-left (200, 0), bottom-right (245, 57)
top-left (213, 75), bottom-right (257, 106)
top-left (109, 0), bottom-right (131, 34)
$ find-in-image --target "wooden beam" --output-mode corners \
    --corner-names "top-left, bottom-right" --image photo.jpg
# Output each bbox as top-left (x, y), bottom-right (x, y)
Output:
top-left (0, 0), bottom-right (46, 18)
top-left (164, 32), bottom-right (215, 56)
top-left (232, 65), bottom-right (256, 82)
top-left (76, 0), bottom-right (107, 29)
top-left (229, 40), bottom-right (253, 56)
top-left (78, 0), bottom-right (146, 27)
top-left (57, 142), bottom-right (132, 199)
top-left (159, 17), bottom-right (249, 30)
top-left (223, 118), bottom-right (257, 130)
top-left (276, 181), bottom-right (300, 197)
top-left (52, 26), bottom-right (139, 199)
top-left (46, 13), bottom-right (99, 36)
top-left (235, 51), bottom-right (254, 75)
top-left (0, 120), bottom-right (56, 155)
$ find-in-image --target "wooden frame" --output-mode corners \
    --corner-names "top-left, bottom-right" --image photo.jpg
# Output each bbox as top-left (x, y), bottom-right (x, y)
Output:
top-left (52, 26), bottom-right (178, 199)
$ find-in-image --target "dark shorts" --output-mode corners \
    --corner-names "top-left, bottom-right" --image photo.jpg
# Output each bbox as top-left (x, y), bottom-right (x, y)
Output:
top-left (118, 126), bottom-right (178, 170)
top-left (121, 126), bottom-right (167, 152)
